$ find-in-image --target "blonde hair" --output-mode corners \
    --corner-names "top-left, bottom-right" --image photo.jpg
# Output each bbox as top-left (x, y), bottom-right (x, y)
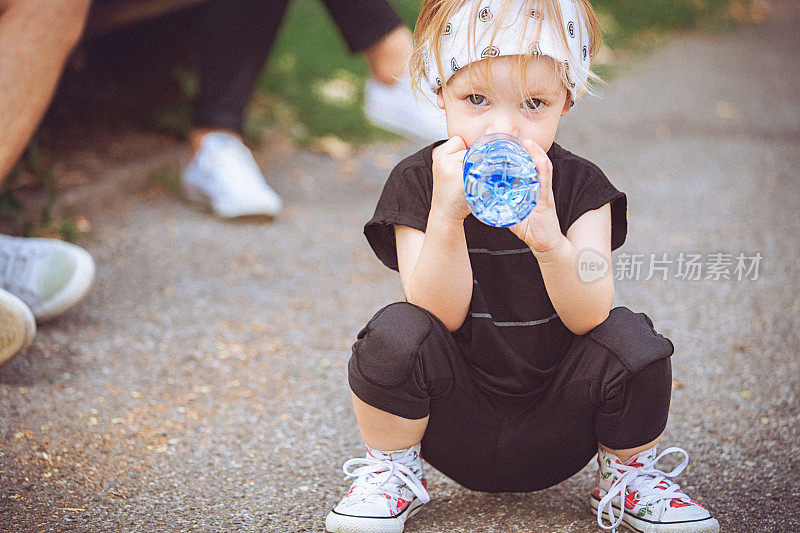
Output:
top-left (410, 0), bottom-right (603, 100)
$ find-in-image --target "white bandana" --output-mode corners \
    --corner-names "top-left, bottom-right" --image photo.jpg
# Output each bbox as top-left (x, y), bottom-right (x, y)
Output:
top-left (425, 0), bottom-right (591, 104)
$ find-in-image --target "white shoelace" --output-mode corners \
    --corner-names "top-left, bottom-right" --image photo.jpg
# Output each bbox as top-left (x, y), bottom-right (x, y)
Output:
top-left (597, 446), bottom-right (692, 531)
top-left (342, 454), bottom-right (431, 505)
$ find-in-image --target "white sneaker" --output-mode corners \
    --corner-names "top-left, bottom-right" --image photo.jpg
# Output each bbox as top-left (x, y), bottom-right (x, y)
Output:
top-left (0, 235), bottom-right (95, 322)
top-left (182, 132), bottom-right (282, 219)
top-left (591, 445), bottom-right (720, 533)
top-left (0, 287), bottom-right (35, 366)
top-left (364, 77), bottom-right (447, 143)
top-left (325, 444), bottom-right (430, 533)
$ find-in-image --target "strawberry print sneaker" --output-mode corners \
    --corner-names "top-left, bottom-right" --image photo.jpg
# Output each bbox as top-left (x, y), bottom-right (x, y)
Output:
top-left (325, 444), bottom-right (430, 533)
top-left (590, 445), bottom-right (720, 533)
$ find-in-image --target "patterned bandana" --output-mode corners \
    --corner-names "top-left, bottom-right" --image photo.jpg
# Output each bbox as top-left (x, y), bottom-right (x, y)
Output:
top-left (425, 0), bottom-right (591, 104)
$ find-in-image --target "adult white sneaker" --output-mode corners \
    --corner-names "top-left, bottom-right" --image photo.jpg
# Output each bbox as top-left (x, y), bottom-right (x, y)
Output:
top-left (0, 235), bottom-right (95, 322)
top-left (0, 287), bottom-right (35, 366)
top-left (591, 445), bottom-right (720, 533)
top-left (364, 77), bottom-right (447, 143)
top-left (182, 132), bottom-right (282, 219)
top-left (325, 444), bottom-right (430, 533)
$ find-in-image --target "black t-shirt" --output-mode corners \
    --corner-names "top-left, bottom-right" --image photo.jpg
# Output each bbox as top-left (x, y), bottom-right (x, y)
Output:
top-left (364, 141), bottom-right (627, 397)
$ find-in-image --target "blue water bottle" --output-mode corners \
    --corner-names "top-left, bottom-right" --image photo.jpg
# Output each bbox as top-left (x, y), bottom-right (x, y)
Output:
top-left (463, 133), bottom-right (540, 227)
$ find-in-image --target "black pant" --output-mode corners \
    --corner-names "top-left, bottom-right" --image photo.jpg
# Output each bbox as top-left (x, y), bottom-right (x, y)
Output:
top-left (194, 0), bottom-right (403, 131)
top-left (348, 303), bottom-right (674, 493)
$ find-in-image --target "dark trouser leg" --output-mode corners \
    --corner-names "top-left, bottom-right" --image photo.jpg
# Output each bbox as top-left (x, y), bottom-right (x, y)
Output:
top-left (318, 0), bottom-right (403, 53)
top-left (348, 302), bottom-right (501, 489)
top-left (585, 308), bottom-right (673, 450)
top-left (495, 307), bottom-right (674, 491)
top-left (194, 0), bottom-right (403, 132)
top-left (194, 0), bottom-right (291, 132)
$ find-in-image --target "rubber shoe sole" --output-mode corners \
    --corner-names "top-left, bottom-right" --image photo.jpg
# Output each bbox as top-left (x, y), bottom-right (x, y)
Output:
top-left (325, 498), bottom-right (424, 533)
top-left (33, 243), bottom-right (95, 322)
top-left (589, 495), bottom-right (720, 533)
top-left (0, 289), bottom-right (35, 366)
top-left (182, 181), bottom-right (281, 220)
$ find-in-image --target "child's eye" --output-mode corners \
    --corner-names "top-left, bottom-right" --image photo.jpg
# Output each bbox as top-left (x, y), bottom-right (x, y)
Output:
top-left (523, 98), bottom-right (545, 111)
top-left (466, 94), bottom-right (488, 106)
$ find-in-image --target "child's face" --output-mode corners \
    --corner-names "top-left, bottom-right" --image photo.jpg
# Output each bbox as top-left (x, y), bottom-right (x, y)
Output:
top-left (437, 55), bottom-right (571, 151)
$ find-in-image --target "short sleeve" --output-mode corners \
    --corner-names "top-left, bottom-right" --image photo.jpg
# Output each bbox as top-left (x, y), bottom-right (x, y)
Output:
top-left (553, 149), bottom-right (628, 251)
top-left (364, 144), bottom-right (438, 270)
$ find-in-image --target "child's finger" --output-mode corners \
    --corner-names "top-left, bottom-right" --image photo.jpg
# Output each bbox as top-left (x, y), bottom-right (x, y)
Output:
top-left (436, 135), bottom-right (467, 157)
top-left (522, 139), bottom-right (554, 205)
top-left (434, 137), bottom-right (468, 174)
top-left (432, 136), bottom-right (469, 193)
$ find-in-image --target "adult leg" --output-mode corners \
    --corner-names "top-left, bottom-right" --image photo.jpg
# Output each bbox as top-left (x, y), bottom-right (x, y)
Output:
top-left (0, 1), bottom-right (95, 333)
top-left (192, 0), bottom-right (292, 141)
top-left (362, 26), bottom-right (413, 85)
top-left (319, 0), bottom-right (406, 84)
top-left (193, 0), bottom-right (433, 140)
top-left (194, 0), bottom-right (406, 135)
top-left (194, 0), bottom-right (441, 144)
top-left (0, 0), bottom-right (92, 182)
top-left (191, 0), bottom-right (442, 159)
top-left (183, 0), bottom-right (288, 218)
top-left (320, 0), bottom-right (447, 140)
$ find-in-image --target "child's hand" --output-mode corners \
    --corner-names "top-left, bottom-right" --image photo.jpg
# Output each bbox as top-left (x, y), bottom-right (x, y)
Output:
top-left (509, 139), bottom-right (565, 256)
top-left (430, 136), bottom-right (471, 223)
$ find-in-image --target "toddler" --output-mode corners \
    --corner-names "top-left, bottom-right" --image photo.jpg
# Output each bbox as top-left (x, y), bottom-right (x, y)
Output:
top-left (325, 1), bottom-right (720, 532)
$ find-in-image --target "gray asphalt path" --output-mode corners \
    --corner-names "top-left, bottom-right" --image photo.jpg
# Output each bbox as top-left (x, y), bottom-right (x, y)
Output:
top-left (1, 3), bottom-right (798, 532)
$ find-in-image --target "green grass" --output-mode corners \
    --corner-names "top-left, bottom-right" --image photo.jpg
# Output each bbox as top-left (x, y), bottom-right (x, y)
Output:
top-left (594, 0), bottom-right (750, 48)
top-left (254, 0), bottom-right (753, 143)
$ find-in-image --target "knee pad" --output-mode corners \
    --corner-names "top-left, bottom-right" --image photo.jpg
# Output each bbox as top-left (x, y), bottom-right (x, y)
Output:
top-left (631, 355), bottom-right (673, 397)
top-left (588, 307), bottom-right (674, 375)
top-left (350, 302), bottom-right (433, 388)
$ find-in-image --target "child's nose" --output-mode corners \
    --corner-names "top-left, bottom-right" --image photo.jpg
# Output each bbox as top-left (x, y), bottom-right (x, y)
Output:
top-left (484, 112), bottom-right (519, 138)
